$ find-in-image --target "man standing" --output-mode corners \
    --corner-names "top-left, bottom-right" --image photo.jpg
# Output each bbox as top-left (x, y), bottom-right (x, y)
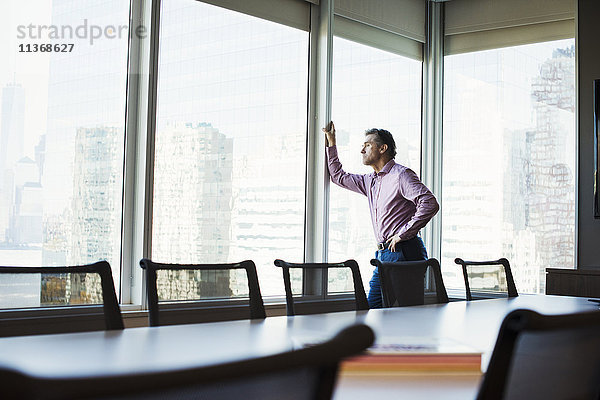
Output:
top-left (323, 121), bottom-right (439, 308)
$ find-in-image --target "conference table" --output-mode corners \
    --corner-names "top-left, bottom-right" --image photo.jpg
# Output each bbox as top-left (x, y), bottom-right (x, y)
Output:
top-left (0, 294), bottom-right (598, 399)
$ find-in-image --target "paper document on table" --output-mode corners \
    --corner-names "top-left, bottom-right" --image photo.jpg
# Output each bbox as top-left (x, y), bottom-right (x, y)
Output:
top-left (365, 336), bottom-right (479, 354)
top-left (344, 336), bottom-right (482, 375)
top-left (292, 334), bottom-right (482, 375)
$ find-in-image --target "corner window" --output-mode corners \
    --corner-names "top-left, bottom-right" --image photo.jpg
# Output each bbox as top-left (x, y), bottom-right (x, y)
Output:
top-left (441, 39), bottom-right (576, 294)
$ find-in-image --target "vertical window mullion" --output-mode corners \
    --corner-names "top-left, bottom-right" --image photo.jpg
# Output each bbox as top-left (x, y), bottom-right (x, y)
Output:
top-left (121, 0), bottom-right (162, 306)
top-left (421, 0), bottom-right (444, 263)
top-left (304, 0), bottom-right (334, 298)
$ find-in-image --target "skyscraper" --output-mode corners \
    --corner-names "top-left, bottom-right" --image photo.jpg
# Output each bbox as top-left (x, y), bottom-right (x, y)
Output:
top-left (0, 83), bottom-right (25, 242)
top-left (442, 41), bottom-right (576, 294)
top-left (71, 126), bottom-right (122, 265)
top-left (525, 45), bottom-right (576, 293)
top-left (35, 0), bottom-right (129, 304)
top-left (0, 83), bottom-right (25, 190)
top-left (9, 156), bottom-right (42, 245)
top-left (40, 0), bottom-right (128, 268)
top-left (152, 122), bottom-right (235, 299)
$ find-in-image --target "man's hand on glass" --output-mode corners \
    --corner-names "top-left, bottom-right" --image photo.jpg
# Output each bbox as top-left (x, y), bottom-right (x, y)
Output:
top-left (322, 120), bottom-right (336, 147)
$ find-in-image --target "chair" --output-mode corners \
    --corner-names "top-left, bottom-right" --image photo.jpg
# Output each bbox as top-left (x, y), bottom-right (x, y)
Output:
top-left (0, 261), bottom-right (123, 334)
top-left (454, 258), bottom-right (518, 301)
top-left (477, 309), bottom-right (600, 400)
top-left (370, 258), bottom-right (449, 307)
top-left (273, 259), bottom-right (368, 316)
top-left (1, 323), bottom-right (375, 400)
top-left (140, 259), bottom-right (266, 326)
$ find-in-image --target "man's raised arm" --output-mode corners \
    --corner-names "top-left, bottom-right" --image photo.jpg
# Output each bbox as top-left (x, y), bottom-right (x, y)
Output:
top-left (322, 121), bottom-right (367, 196)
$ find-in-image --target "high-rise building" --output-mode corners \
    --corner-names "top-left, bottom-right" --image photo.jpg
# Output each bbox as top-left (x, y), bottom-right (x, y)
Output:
top-left (153, 122), bottom-right (234, 299)
top-left (525, 45), bottom-right (576, 293)
top-left (41, 0), bottom-right (128, 266)
top-left (227, 132), bottom-right (305, 295)
top-left (442, 41), bottom-right (576, 294)
top-left (9, 156), bottom-right (42, 245)
top-left (38, 125), bottom-right (123, 306)
top-left (35, 0), bottom-right (129, 304)
top-left (0, 83), bottom-right (25, 242)
top-left (71, 126), bottom-right (122, 265)
top-left (0, 83), bottom-right (25, 191)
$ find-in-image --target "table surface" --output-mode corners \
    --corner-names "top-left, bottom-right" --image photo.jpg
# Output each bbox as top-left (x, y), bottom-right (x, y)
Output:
top-left (0, 294), bottom-right (598, 399)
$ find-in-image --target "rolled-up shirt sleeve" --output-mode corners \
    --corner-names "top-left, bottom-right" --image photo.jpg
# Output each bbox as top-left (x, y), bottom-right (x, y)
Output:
top-left (395, 169), bottom-right (439, 240)
top-left (326, 145), bottom-right (367, 196)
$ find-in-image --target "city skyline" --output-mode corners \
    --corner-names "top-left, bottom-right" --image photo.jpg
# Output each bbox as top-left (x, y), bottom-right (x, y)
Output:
top-left (0, 39), bottom-right (572, 300)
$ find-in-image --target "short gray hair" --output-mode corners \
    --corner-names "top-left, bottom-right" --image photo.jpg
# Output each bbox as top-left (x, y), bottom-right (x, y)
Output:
top-left (365, 128), bottom-right (396, 158)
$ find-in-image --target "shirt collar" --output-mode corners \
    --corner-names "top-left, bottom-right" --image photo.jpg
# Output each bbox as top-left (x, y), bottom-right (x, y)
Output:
top-left (377, 159), bottom-right (395, 176)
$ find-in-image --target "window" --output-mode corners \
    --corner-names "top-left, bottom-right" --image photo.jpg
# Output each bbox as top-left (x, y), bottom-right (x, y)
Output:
top-left (152, 0), bottom-right (309, 298)
top-left (0, 0), bottom-right (582, 316)
top-left (329, 36), bottom-right (422, 292)
top-left (0, 0), bottom-right (130, 308)
top-left (441, 39), bottom-right (576, 294)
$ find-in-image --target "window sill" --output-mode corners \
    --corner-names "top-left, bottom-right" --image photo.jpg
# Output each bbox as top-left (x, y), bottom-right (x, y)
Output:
top-left (0, 294), bottom-right (364, 334)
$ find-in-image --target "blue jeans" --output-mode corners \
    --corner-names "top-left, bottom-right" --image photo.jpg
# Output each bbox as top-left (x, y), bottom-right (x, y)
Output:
top-left (368, 236), bottom-right (428, 309)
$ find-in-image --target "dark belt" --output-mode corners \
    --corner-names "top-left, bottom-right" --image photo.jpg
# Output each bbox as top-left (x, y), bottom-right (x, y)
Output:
top-left (378, 236), bottom-right (418, 250)
top-left (377, 241), bottom-right (389, 250)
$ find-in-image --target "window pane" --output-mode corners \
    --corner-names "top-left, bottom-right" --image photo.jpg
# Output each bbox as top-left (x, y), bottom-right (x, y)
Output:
top-left (156, 269), bottom-right (249, 301)
top-left (0, 0), bottom-right (129, 308)
top-left (152, 0), bottom-right (308, 298)
top-left (329, 37), bottom-right (423, 293)
top-left (442, 39), bottom-right (576, 294)
top-left (1, 272), bottom-right (106, 309)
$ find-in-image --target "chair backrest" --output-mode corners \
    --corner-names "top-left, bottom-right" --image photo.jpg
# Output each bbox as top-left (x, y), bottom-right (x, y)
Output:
top-left (2, 323), bottom-right (375, 400)
top-left (273, 259), bottom-right (368, 316)
top-left (139, 258), bottom-right (266, 326)
top-left (454, 258), bottom-right (518, 301)
top-left (477, 309), bottom-right (600, 400)
top-left (370, 258), bottom-right (449, 307)
top-left (0, 261), bottom-right (123, 334)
